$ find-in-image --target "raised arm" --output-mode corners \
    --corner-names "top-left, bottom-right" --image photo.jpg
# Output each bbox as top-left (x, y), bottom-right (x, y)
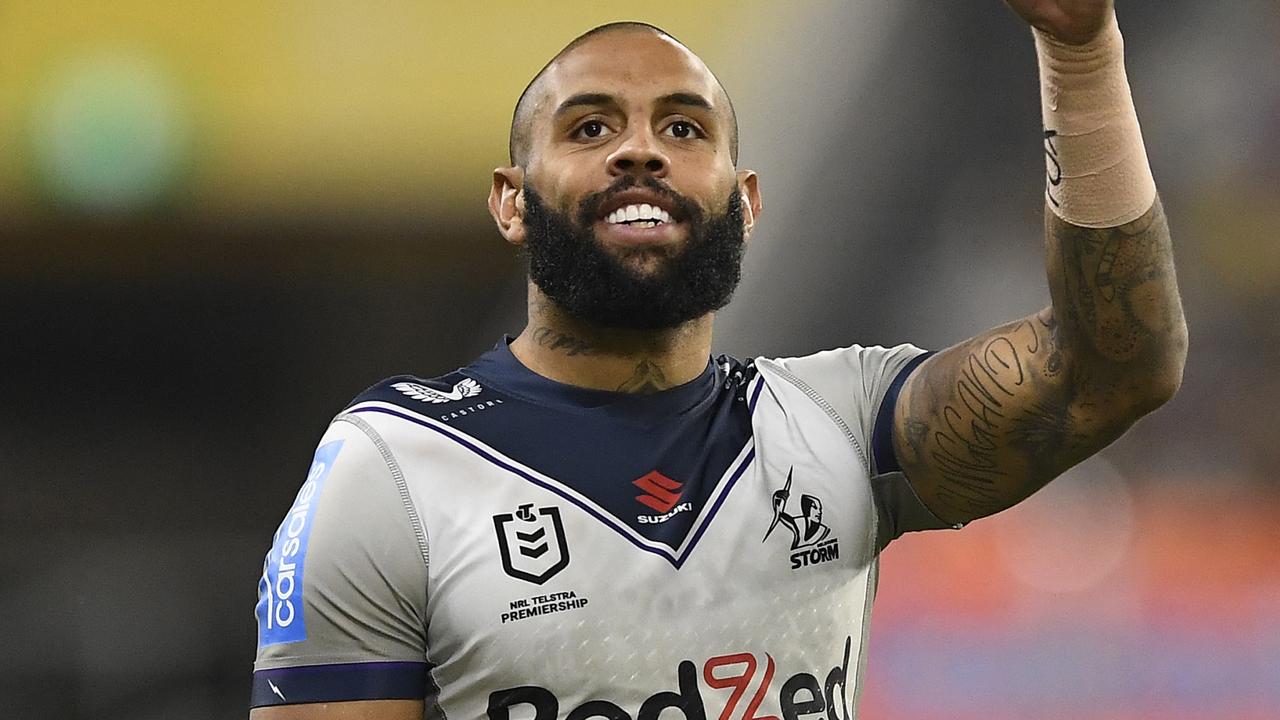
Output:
top-left (890, 1), bottom-right (1188, 526)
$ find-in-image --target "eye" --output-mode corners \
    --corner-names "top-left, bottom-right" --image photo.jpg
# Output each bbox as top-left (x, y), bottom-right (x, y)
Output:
top-left (664, 120), bottom-right (703, 139)
top-left (573, 119), bottom-right (613, 140)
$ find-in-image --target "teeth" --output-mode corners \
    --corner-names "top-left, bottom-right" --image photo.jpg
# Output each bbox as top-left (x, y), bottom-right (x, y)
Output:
top-left (604, 203), bottom-right (672, 225)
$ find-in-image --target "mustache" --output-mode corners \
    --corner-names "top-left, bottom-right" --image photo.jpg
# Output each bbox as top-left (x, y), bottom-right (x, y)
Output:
top-left (575, 175), bottom-right (702, 227)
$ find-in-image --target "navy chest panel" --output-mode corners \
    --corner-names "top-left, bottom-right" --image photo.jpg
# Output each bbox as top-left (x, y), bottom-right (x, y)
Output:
top-left (348, 349), bottom-right (764, 567)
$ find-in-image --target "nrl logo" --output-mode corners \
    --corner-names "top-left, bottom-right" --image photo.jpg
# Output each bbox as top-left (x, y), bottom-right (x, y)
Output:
top-left (392, 378), bottom-right (482, 404)
top-left (493, 504), bottom-right (570, 585)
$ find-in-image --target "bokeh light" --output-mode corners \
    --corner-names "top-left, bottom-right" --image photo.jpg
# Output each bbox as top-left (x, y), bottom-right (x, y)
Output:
top-left (29, 51), bottom-right (189, 213)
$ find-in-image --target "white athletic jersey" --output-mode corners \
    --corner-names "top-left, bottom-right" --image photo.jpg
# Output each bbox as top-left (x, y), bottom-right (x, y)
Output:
top-left (252, 339), bottom-right (955, 718)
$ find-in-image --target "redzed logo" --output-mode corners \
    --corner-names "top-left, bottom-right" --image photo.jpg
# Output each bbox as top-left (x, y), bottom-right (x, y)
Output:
top-left (633, 471), bottom-right (684, 513)
top-left (487, 637), bottom-right (853, 720)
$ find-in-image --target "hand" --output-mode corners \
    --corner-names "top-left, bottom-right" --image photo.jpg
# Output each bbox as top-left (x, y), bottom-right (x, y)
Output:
top-left (1004, 0), bottom-right (1113, 45)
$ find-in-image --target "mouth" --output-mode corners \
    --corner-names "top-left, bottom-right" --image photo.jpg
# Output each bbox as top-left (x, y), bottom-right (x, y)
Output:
top-left (603, 203), bottom-right (673, 229)
top-left (593, 189), bottom-right (687, 243)
top-left (596, 186), bottom-right (686, 223)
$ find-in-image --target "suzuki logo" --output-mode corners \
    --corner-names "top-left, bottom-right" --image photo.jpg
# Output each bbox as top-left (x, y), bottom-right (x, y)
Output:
top-left (633, 471), bottom-right (684, 513)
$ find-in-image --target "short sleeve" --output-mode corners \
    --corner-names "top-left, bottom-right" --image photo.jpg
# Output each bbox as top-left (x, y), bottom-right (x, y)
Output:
top-left (251, 414), bottom-right (431, 708)
top-left (766, 344), bottom-right (957, 550)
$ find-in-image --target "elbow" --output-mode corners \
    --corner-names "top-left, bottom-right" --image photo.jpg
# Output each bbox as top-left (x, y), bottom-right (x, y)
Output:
top-left (1139, 364), bottom-right (1183, 413)
top-left (1135, 321), bottom-right (1189, 412)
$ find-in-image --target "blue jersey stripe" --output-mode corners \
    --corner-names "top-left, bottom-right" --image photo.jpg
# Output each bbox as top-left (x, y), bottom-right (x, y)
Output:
top-left (250, 661), bottom-right (430, 707)
top-left (870, 352), bottom-right (933, 475)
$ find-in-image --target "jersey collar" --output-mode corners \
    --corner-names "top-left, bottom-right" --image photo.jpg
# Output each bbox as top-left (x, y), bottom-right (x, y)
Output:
top-left (464, 336), bottom-right (721, 423)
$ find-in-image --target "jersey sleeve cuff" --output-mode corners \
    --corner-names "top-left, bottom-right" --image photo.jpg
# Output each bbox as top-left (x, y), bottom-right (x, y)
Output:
top-left (250, 661), bottom-right (431, 708)
top-left (870, 351), bottom-right (933, 475)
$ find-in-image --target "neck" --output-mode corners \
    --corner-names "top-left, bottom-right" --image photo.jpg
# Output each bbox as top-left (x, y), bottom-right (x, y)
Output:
top-left (509, 285), bottom-right (714, 394)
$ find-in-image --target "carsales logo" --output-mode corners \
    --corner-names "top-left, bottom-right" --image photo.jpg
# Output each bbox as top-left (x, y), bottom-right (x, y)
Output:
top-left (488, 637), bottom-right (852, 720)
top-left (255, 439), bottom-right (343, 647)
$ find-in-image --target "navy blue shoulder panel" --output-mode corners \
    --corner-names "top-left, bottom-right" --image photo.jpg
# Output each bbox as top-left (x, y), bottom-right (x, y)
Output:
top-left (346, 341), bottom-right (759, 566)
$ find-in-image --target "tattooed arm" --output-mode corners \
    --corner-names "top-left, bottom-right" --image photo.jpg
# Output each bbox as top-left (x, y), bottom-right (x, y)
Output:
top-left (893, 199), bottom-right (1187, 524)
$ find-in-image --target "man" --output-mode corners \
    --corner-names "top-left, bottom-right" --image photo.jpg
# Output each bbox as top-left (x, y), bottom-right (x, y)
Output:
top-left (251, 1), bottom-right (1187, 717)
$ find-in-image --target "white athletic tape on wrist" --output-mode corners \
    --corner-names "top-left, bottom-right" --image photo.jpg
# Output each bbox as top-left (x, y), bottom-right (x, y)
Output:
top-left (1035, 11), bottom-right (1156, 228)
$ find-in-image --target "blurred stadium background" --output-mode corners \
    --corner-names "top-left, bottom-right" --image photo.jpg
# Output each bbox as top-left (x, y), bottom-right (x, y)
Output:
top-left (2, 1), bottom-right (1277, 718)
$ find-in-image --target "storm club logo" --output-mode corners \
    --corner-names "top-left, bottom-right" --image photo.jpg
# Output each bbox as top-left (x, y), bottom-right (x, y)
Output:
top-left (763, 468), bottom-right (840, 569)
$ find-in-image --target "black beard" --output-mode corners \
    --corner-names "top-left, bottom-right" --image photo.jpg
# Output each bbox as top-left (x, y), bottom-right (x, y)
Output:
top-left (522, 176), bottom-right (745, 331)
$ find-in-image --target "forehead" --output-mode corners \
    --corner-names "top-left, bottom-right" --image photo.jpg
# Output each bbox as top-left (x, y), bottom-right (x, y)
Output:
top-left (537, 31), bottom-right (725, 115)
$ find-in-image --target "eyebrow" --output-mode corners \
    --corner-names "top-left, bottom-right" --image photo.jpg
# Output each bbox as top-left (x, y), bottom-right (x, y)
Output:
top-left (552, 91), bottom-right (716, 118)
top-left (553, 93), bottom-right (617, 118)
top-left (657, 92), bottom-right (714, 112)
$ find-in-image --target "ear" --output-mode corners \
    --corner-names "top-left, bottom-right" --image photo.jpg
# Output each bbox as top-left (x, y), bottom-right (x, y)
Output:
top-left (488, 166), bottom-right (527, 246)
top-left (736, 170), bottom-right (763, 239)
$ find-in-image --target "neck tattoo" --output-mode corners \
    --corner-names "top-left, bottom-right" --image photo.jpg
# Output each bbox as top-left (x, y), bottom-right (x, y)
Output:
top-left (616, 359), bottom-right (670, 395)
top-left (532, 326), bottom-right (596, 357)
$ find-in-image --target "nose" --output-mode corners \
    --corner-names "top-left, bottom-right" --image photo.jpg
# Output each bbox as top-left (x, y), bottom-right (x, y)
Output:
top-left (606, 126), bottom-right (669, 179)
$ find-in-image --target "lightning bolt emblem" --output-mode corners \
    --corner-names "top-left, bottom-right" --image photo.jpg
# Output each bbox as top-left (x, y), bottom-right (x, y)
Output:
top-left (764, 468), bottom-right (794, 541)
top-left (268, 679), bottom-right (286, 702)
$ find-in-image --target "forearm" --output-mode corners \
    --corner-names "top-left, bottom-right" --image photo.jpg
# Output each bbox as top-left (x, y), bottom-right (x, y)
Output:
top-left (1045, 197), bottom-right (1187, 412)
top-left (1036, 12), bottom-right (1187, 411)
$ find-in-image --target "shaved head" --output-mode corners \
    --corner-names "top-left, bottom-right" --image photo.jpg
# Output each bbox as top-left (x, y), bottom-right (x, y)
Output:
top-left (508, 22), bottom-right (739, 168)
